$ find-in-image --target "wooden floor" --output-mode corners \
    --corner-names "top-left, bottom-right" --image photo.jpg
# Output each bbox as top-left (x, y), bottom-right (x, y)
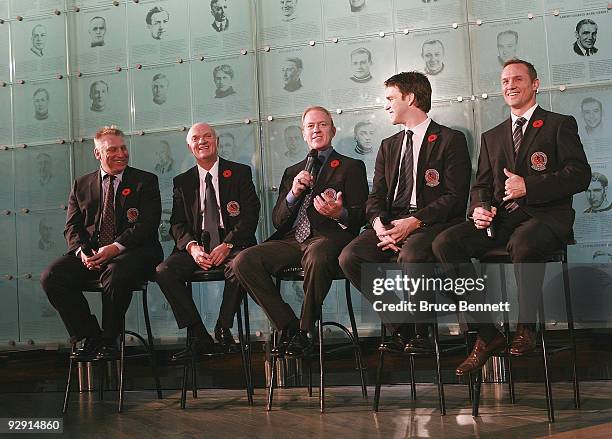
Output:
top-left (2, 381), bottom-right (611, 438)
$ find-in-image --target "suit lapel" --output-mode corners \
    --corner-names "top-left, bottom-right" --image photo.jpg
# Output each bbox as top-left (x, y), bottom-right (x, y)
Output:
top-left (184, 166), bottom-right (201, 232)
top-left (91, 170), bottom-right (102, 231)
top-left (387, 131), bottom-right (405, 204)
top-left (218, 158), bottom-right (230, 227)
top-left (499, 118), bottom-right (515, 171)
top-left (416, 121), bottom-right (440, 195)
top-left (515, 106), bottom-right (547, 168)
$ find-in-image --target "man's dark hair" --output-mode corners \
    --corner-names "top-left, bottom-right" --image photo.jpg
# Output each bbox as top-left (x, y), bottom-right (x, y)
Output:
top-left (384, 71), bottom-right (432, 113)
top-left (502, 58), bottom-right (538, 81)
top-left (576, 19), bottom-right (597, 33)
top-left (146, 6), bottom-right (167, 24)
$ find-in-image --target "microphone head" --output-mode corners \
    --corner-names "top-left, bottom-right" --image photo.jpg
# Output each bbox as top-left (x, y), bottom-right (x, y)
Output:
top-left (477, 189), bottom-right (491, 203)
top-left (304, 149), bottom-right (319, 174)
top-left (307, 149), bottom-right (318, 158)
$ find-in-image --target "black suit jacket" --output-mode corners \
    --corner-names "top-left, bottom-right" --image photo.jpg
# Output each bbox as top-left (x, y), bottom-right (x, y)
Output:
top-left (366, 120), bottom-right (471, 226)
top-left (170, 158), bottom-right (260, 252)
top-left (573, 41), bottom-right (597, 56)
top-left (270, 149), bottom-right (368, 244)
top-left (471, 106), bottom-right (591, 242)
top-left (64, 166), bottom-right (163, 261)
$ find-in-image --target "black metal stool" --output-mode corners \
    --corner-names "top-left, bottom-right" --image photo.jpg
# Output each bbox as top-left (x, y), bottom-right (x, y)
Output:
top-left (266, 266), bottom-right (367, 413)
top-left (471, 246), bottom-right (580, 422)
top-left (178, 268), bottom-right (253, 408)
top-left (373, 319), bottom-right (472, 414)
top-left (62, 279), bottom-right (162, 413)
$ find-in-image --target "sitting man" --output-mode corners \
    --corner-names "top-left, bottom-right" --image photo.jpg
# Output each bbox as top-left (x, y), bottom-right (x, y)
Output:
top-left (340, 71), bottom-right (471, 352)
top-left (41, 126), bottom-right (163, 360)
top-left (233, 106), bottom-right (369, 357)
top-left (432, 59), bottom-right (590, 375)
top-left (155, 122), bottom-right (260, 359)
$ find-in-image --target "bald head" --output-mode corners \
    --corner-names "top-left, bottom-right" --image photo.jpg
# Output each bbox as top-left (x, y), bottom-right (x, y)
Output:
top-left (186, 122), bottom-right (216, 142)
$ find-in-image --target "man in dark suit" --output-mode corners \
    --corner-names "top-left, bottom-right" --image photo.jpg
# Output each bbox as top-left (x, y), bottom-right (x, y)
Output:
top-left (41, 126), bottom-right (163, 360)
top-left (340, 71), bottom-right (471, 352)
top-left (432, 59), bottom-right (591, 375)
top-left (233, 106), bottom-right (369, 357)
top-left (155, 122), bottom-right (260, 359)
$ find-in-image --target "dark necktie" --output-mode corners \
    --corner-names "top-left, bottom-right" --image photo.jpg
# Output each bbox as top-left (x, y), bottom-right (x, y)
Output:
top-left (99, 174), bottom-right (116, 246)
top-left (294, 156), bottom-right (322, 243)
top-left (392, 130), bottom-right (414, 211)
top-left (204, 172), bottom-right (221, 251)
top-left (506, 117), bottom-right (526, 212)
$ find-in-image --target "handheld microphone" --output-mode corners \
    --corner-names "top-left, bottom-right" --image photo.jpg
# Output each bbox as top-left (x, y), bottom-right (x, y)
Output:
top-left (199, 230), bottom-right (211, 253)
top-left (379, 211), bottom-right (392, 226)
top-left (304, 149), bottom-right (319, 175)
top-left (477, 189), bottom-right (495, 239)
top-left (81, 243), bottom-right (94, 257)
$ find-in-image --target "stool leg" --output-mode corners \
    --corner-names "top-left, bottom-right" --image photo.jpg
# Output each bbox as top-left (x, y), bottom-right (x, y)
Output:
top-left (307, 356), bottom-right (313, 397)
top-left (267, 351), bottom-right (277, 411)
top-left (185, 327), bottom-right (197, 399)
top-left (373, 349), bottom-right (384, 412)
top-left (539, 303), bottom-right (555, 422)
top-left (562, 259), bottom-right (580, 409)
top-left (499, 263), bottom-right (516, 404)
top-left (318, 317), bottom-right (325, 413)
top-left (345, 279), bottom-right (367, 399)
top-left (472, 369), bottom-right (482, 417)
top-left (243, 298), bottom-right (254, 398)
top-left (236, 304), bottom-right (253, 405)
top-left (118, 320), bottom-right (126, 413)
top-left (409, 356), bottom-right (416, 401)
top-left (433, 321), bottom-right (446, 415)
top-left (180, 361), bottom-right (189, 409)
top-left (141, 287), bottom-right (162, 399)
top-left (62, 347), bottom-right (75, 413)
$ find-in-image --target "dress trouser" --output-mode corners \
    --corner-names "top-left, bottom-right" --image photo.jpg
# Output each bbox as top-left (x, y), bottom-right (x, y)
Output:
top-left (233, 231), bottom-right (349, 332)
top-left (432, 208), bottom-right (562, 340)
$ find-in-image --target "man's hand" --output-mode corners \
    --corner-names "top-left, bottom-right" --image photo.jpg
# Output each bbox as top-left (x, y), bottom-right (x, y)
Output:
top-left (208, 243), bottom-right (231, 267)
top-left (188, 243), bottom-right (213, 270)
top-left (80, 249), bottom-right (100, 270)
top-left (314, 191), bottom-right (343, 219)
top-left (378, 217), bottom-right (421, 246)
top-left (502, 168), bottom-right (526, 202)
top-left (84, 244), bottom-right (121, 269)
top-left (372, 217), bottom-right (400, 252)
top-left (472, 206), bottom-right (497, 229)
top-left (291, 170), bottom-right (313, 197)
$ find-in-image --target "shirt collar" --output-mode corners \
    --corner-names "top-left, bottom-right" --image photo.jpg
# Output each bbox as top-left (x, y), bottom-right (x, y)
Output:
top-left (197, 159), bottom-right (219, 181)
top-left (312, 146), bottom-right (334, 166)
top-left (405, 117), bottom-right (431, 138)
top-left (100, 167), bottom-right (124, 183)
top-left (511, 103), bottom-right (539, 126)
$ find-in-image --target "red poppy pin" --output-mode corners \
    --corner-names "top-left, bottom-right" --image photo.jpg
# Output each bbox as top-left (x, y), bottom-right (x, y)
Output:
top-left (428, 134), bottom-right (438, 142)
top-left (222, 169), bottom-right (232, 178)
top-left (121, 188), bottom-right (131, 196)
top-left (532, 119), bottom-right (544, 128)
top-left (330, 159), bottom-right (340, 168)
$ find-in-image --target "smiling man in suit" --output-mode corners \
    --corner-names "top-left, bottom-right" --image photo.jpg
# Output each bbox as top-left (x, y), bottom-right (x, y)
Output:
top-left (233, 106), bottom-right (369, 357)
top-left (41, 126), bottom-right (163, 360)
top-left (432, 59), bottom-right (591, 375)
top-left (155, 122), bottom-right (260, 359)
top-left (339, 71), bottom-right (471, 352)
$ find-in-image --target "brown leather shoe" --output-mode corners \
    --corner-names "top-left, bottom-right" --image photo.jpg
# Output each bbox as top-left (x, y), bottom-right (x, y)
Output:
top-left (509, 326), bottom-right (537, 355)
top-left (456, 333), bottom-right (507, 376)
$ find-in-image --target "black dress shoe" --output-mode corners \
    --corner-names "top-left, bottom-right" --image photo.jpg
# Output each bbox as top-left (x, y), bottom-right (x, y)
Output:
top-left (214, 325), bottom-right (240, 353)
top-left (96, 344), bottom-right (120, 361)
top-left (72, 335), bottom-right (104, 361)
top-left (379, 332), bottom-right (409, 353)
top-left (171, 339), bottom-right (217, 361)
top-left (271, 327), bottom-right (298, 356)
top-left (284, 330), bottom-right (313, 358)
top-left (404, 335), bottom-right (433, 353)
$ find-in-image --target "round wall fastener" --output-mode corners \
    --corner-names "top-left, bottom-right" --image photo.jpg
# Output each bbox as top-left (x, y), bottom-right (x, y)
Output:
top-left (476, 19), bottom-right (482, 25)
top-left (527, 12), bottom-right (534, 19)
top-left (0, 81), bottom-right (5, 87)
top-left (336, 108), bottom-right (342, 114)
top-left (21, 208), bottom-right (30, 213)
top-left (267, 115), bottom-right (274, 121)
top-left (264, 46), bottom-right (271, 52)
top-left (379, 31), bottom-right (385, 37)
top-left (177, 57), bottom-right (183, 63)
top-left (559, 85), bottom-right (566, 92)
top-left (244, 118), bottom-right (251, 124)
top-left (18, 79), bottom-right (25, 84)
top-left (481, 93), bottom-right (488, 99)
top-left (20, 143), bottom-right (27, 148)
top-left (457, 96), bottom-right (463, 102)
top-left (56, 73), bottom-right (63, 79)
top-left (5, 274), bottom-right (14, 280)
top-left (57, 139), bottom-right (65, 144)
top-left (54, 9), bottom-right (61, 15)
top-left (309, 40), bottom-right (315, 46)
top-left (240, 49), bottom-right (247, 55)
top-left (452, 23), bottom-right (458, 29)
top-left (553, 9), bottom-right (560, 16)
top-left (76, 71), bottom-right (82, 77)
top-left (16, 16), bottom-right (23, 21)
top-left (138, 130), bottom-right (145, 136)
top-left (136, 63), bottom-right (142, 69)
top-left (116, 65), bottom-right (122, 72)
top-left (332, 37), bottom-right (339, 43)
top-left (25, 273), bottom-right (32, 279)
top-left (74, 6), bottom-right (80, 12)
top-left (403, 29), bottom-right (409, 35)
top-left (3, 209), bottom-right (10, 215)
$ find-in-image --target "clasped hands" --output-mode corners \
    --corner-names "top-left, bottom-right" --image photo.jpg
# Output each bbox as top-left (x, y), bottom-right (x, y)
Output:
top-left (187, 242), bottom-right (230, 270)
top-left (292, 170), bottom-right (344, 220)
top-left (80, 244), bottom-right (121, 270)
top-left (374, 217), bottom-right (422, 252)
